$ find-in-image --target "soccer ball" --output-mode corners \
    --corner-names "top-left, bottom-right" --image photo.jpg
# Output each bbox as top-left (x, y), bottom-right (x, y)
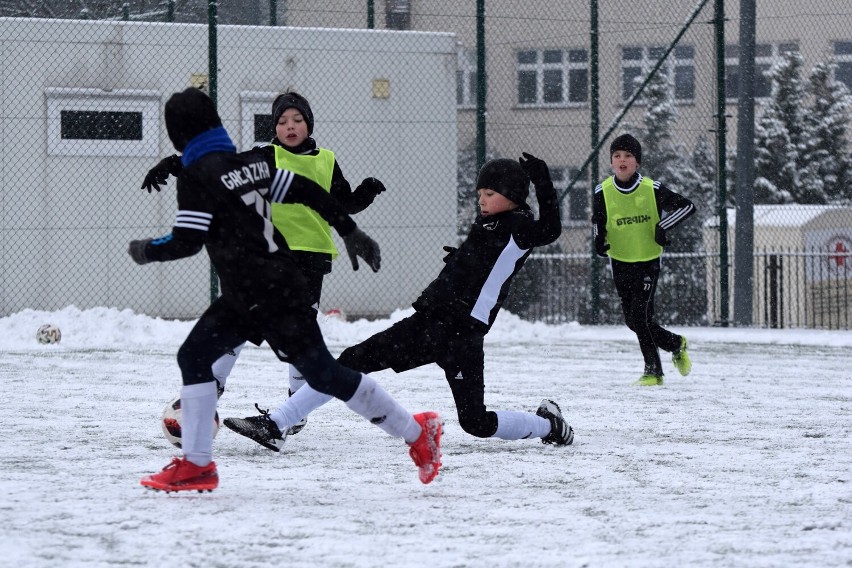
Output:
top-left (161, 395), bottom-right (220, 449)
top-left (36, 323), bottom-right (61, 344)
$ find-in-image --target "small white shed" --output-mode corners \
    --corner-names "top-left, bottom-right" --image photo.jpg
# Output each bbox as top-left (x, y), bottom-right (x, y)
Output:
top-left (703, 204), bottom-right (852, 328)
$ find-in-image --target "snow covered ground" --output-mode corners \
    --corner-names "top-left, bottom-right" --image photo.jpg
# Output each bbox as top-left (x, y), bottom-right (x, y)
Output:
top-left (1, 306), bottom-right (850, 567)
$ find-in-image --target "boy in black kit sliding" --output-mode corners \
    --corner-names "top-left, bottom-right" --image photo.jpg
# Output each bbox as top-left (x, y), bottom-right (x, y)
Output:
top-left (131, 88), bottom-right (442, 491)
top-left (224, 153), bottom-right (574, 449)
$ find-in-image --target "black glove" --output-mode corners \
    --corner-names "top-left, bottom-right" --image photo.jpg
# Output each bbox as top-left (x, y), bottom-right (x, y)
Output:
top-left (442, 245), bottom-right (457, 263)
top-left (141, 155), bottom-right (182, 193)
top-left (655, 224), bottom-right (669, 247)
top-left (357, 177), bottom-right (386, 198)
top-left (342, 227), bottom-right (381, 272)
top-left (128, 239), bottom-right (152, 265)
top-left (594, 235), bottom-right (610, 258)
top-left (518, 152), bottom-right (553, 188)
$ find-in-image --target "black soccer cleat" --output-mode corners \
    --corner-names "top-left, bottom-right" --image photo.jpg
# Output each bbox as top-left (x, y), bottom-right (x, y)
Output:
top-left (537, 399), bottom-right (574, 445)
top-left (223, 404), bottom-right (287, 452)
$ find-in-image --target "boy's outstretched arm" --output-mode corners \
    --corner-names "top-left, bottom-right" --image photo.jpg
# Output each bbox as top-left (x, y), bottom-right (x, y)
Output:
top-left (269, 168), bottom-right (381, 272)
top-left (140, 154), bottom-right (182, 193)
top-left (518, 152), bottom-right (562, 247)
top-left (329, 162), bottom-right (387, 215)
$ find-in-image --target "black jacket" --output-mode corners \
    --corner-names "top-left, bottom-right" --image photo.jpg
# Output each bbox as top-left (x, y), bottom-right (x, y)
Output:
top-left (413, 184), bottom-right (561, 333)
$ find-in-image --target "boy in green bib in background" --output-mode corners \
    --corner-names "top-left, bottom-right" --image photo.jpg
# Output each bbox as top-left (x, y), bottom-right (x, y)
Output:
top-left (591, 134), bottom-right (695, 386)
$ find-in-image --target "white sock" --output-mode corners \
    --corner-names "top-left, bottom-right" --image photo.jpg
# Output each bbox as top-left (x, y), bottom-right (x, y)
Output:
top-left (288, 364), bottom-right (306, 394)
top-left (493, 410), bottom-right (551, 441)
top-left (211, 343), bottom-right (245, 391)
top-left (344, 374), bottom-right (417, 441)
top-left (180, 382), bottom-right (219, 466)
top-left (270, 384), bottom-right (332, 430)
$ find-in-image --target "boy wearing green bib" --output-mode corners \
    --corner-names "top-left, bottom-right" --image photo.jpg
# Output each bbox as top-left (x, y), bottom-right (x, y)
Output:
top-left (591, 134), bottom-right (695, 386)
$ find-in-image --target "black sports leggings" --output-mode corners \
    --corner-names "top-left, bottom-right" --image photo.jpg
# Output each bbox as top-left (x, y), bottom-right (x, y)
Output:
top-left (611, 258), bottom-right (680, 375)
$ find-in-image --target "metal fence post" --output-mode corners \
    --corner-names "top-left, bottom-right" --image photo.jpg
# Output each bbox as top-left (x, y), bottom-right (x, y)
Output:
top-left (589, 0), bottom-right (601, 323)
top-left (476, 0), bottom-right (487, 172)
top-left (734, 0), bottom-right (756, 325)
top-left (208, 1), bottom-right (220, 303)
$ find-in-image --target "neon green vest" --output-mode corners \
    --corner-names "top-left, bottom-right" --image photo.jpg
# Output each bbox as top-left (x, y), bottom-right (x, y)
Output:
top-left (602, 175), bottom-right (662, 262)
top-left (272, 146), bottom-right (338, 257)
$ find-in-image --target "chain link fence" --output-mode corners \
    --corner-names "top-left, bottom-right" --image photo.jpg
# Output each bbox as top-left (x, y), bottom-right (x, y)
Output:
top-left (1, 1), bottom-right (851, 328)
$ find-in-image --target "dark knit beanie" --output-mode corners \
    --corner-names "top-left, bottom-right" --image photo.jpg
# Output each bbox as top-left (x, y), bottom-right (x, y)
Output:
top-left (610, 133), bottom-right (642, 164)
top-left (271, 91), bottom-right (314, 135)
top-left (164, 88), bottom-right (222, 152)
top-left (476, 158), bottom-right (530, 205)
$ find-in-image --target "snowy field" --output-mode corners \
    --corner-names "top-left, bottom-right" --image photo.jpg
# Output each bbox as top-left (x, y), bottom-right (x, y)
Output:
top-left (1, 306), bottom-right (851, 568)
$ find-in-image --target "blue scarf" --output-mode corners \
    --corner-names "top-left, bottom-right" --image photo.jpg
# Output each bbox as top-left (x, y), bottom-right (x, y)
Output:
top-left (181, 126), bottom-right (237, 166)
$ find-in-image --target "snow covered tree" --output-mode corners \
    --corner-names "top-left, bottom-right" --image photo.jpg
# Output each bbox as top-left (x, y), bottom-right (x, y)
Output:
top-left (633, 68), bottom-right (680, 180)
top-left (689, 134), bottom-right (719, 227)
top-left (691, 135), bottom-right (717, 205)
top-left (753, 52), bottom-right (807, 204)
top-left (801, 62), bottom-right (852, 204)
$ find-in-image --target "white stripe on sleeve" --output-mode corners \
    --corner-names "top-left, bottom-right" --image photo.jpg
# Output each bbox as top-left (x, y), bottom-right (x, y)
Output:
top-left (659, 204), bottom-right (694, 230)
top-left (174, 210), bottom-right (213, 231)
top-left (269, 169), bottom-right (295, 203)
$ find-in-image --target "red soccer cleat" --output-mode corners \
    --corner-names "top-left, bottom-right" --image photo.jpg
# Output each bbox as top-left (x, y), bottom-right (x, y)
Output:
top-left (408, 412), bottom-right (443, 484)
top-left (141, 457), bottom-right (219, 493)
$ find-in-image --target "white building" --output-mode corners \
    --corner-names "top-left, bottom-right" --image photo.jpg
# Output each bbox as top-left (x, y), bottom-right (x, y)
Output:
top-left (0, 17), bottom-right (457, 318)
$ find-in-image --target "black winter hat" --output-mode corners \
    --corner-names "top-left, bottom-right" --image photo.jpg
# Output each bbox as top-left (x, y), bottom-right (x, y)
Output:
top-left (610, 133), bottom-right (642, 164)
top-left (476, 158), bottom-right (530, 205)
top-left (271, 91), bottom-right (314, 135)
top-left (164, 88), bottom-right (222, 152)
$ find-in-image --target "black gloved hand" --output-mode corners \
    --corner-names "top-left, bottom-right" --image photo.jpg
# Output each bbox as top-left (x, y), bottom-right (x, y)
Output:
top-left (357, 177), bottom-right (386, 198)
top-left (342, 227), bottom-right (381, 272)
top-left (142, 155), bottom-right (183, 193)
top-left (594, 236), bottom-right (610, 258)
top-left (518, 152), bottom-right (553, 188)
top-left (442, 245), bottom-right (457, 263)
top-left (655, 224), bottom-right (669, 247)
top-left (128, 239), bottom-right (152, 265)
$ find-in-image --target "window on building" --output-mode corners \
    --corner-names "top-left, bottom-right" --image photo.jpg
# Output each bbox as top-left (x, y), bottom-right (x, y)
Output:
top-left (621, 44), bottom-right (695, 104)
top-left (550, 166), bottom-right (589, 222)
top-left (725, 42), bottom-right (799, 101)
top-left (833, 41), bottom-right (852, 91)
top-left (385, 0), bottom-right (410, 30)
top-left (46, 88), bottom-right (159, 157)
top-left (457, 47), bottom-right (478, 109)
top-left (516, 48), bottom-right (588, 107)
top-left (60, 111), bottom-right (142, 140)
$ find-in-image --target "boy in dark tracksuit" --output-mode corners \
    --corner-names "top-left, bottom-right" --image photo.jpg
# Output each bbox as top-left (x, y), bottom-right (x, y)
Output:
top-left (224, 153), bottom-right (575, 449)
top-left (592, 133), bottom-right (695, 386)
top-left (132, 88), bottom-right (442, 490)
